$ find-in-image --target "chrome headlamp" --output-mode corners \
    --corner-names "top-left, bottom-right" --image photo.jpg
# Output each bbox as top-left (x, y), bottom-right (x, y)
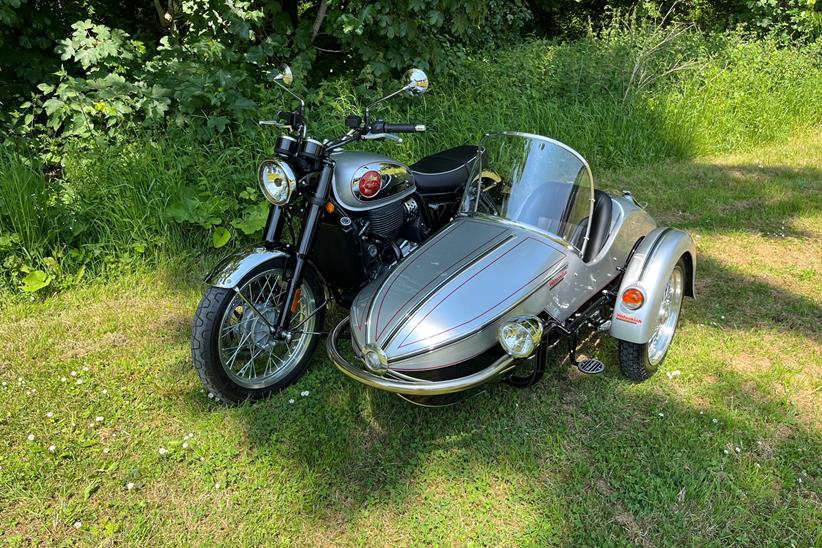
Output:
top-left (258, 159), bottom-right (297, 206)
top-left (497, 316), bottom-right (543, 358)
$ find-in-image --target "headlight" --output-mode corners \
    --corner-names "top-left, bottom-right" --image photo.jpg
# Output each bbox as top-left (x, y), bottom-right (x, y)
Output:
top-left (497, 316), bottom-right (543, 358)
top-left (258, 159), bottom-right (296, 206)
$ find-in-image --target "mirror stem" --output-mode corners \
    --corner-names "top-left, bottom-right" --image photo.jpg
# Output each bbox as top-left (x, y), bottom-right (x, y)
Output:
top-left (365, 84), bottom-right (413, 126)
top-left (273, 80), bottom-right (307, 138)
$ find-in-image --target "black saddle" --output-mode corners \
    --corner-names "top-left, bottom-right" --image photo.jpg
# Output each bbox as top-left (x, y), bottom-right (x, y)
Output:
top-left (410, 145), bottom-right (480, 194)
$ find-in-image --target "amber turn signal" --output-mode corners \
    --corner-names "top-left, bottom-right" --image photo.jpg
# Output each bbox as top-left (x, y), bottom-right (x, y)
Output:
top-left (324, 201), bottom-right (335, 214)
top-left (621, 288), bottom-right (645, 310)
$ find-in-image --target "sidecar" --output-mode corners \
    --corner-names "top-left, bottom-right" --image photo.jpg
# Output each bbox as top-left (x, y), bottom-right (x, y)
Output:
top-left (328, 132), bottom-right (695, 398)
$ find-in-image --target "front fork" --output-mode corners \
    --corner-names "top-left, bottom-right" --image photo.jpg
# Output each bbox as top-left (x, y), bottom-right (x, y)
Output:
top-left (273, 160), bottom-right (334, 335)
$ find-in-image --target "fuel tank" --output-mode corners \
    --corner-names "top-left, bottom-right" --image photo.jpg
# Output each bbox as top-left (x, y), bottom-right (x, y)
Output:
top-left (350, 216), bottom-right (569, 368)
top-left (331, 150), bottom-right (416, 212)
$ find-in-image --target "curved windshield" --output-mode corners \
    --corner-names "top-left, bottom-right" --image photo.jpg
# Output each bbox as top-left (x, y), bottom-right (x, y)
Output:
top-left (462, 132), bottom-right (594, 253)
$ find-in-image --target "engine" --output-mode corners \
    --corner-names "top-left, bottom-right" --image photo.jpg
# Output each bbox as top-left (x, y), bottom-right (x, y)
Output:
top-left (366, 201), bottom-right (404, 237)
top-left (359, 196), bottom-right (429, 282)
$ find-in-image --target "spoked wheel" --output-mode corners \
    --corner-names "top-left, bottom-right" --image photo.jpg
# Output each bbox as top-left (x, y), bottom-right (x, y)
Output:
top-left (191, 258), bottom-right (325, 403)
top-left (618, 259), bottom-right (685, 381)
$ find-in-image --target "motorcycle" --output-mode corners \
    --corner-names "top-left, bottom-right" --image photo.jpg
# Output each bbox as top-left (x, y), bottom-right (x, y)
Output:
top-left (327, 131), bottom-right (697, 405)
top-left (192, 66), bottom-right (481, 402)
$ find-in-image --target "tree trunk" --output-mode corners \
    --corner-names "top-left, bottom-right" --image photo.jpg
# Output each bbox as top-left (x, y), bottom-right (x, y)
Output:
top-left (311, 0), bottom-right (329, 41)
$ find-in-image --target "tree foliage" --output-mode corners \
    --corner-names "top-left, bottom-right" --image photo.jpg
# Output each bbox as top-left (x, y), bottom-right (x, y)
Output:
top-left (0, 0), bottom-right (819, 146)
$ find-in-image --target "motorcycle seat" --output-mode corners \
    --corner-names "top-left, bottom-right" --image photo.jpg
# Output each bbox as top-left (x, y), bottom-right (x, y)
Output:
top-left (410, 145), bottom-right (481, 194)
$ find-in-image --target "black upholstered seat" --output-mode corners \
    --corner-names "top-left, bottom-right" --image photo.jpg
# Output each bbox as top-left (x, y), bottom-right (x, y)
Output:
top-left (583, 190), bottom-right (613, 262)
top-left (409, 145), bottom-right (480, 194)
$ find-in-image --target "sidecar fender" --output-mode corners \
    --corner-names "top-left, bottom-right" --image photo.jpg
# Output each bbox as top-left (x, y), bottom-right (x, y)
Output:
top-left (609, 228), bottom-right (696, 344)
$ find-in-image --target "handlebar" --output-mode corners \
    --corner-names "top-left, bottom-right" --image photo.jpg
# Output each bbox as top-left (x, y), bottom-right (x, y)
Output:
top-left (369, 120), bottom-right (426, 133)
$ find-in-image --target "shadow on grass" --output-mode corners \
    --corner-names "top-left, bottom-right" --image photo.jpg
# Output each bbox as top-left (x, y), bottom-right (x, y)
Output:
top-left (160, 247), bottom-right (819, 543)
top-left (189, 355), bottom-right (818, 543)
top-left (694, 256), bottom-right (821, 342)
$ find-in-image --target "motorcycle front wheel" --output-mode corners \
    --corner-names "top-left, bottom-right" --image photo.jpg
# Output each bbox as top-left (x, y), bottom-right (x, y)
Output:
top-left (191, 258), bottom-right (325, 403)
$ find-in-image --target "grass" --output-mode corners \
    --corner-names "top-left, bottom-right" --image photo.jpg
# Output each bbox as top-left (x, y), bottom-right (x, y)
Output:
top-left (1, 129), bottom-right (819, 545)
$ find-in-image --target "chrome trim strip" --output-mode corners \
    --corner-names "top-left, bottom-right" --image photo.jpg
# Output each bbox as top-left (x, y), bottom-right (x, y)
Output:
top-left (328, 317), bottom-right (515, 396)
top-left (386, 253), bottom-right (566, 362)
top-left (364, 221), bottom-right (458, 337)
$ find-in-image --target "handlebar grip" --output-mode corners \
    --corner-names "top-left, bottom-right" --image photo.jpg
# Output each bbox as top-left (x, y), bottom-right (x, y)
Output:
top-left (370, 120), bottom-right (426, 133)
top-left (383, 123), bottom-right (426, 133)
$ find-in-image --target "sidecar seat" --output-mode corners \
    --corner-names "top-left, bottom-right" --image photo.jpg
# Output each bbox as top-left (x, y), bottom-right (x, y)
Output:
top-left (583, 190), bottom-right (613, 262)
top-left (410, 145), bottom-right (481, 194)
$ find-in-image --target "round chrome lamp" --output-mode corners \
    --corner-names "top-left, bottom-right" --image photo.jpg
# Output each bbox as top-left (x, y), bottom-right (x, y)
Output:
top-left (497, 316), bottom-right (543, 358)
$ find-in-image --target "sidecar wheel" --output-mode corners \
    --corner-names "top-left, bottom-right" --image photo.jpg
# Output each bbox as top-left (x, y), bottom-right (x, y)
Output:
top-left (191, 259), bottom-right (325, 404)
top-left (618, 260), bottom-right (685, 381)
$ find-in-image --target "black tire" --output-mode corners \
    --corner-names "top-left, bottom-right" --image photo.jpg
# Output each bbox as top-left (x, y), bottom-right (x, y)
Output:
top-left (618, 259), bottom-right (686, 382)
top-left (617, 339), bottom-right (657, 381)
top-left (191, 259), bottom-right (325, 404)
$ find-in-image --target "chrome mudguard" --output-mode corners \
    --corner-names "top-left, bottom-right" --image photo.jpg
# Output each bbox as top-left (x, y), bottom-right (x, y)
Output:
top-left (609, 227), bottom-right (696, 344)
top-left (204, 244), bottom-right (293, 289)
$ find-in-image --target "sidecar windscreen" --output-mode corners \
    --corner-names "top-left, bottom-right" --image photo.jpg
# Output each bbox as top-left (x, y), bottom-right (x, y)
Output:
top-left (461, 132), bottom-right (594, 254)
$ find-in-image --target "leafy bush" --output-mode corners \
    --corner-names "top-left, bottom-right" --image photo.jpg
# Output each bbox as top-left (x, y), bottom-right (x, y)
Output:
top-left (743, 0), bottom-right (821, 41)
top-left (4, 0), bottom-right (534, 144)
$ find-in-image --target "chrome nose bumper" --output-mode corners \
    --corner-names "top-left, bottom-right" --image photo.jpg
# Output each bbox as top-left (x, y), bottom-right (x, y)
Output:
top-left (326, 317), bottom-right (515, 396)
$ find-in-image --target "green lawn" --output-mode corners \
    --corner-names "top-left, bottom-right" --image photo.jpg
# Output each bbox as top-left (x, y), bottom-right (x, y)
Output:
top-left (1, 131), bottom-right (820, 545)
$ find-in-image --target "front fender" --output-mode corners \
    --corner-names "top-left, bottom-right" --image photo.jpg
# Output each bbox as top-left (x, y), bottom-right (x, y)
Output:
top-left (609, 228), bottom-right (696, 344)
top-left (204, 243), bottom-right (294, 289)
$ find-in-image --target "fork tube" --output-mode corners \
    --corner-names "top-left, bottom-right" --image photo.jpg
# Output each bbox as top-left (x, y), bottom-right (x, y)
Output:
top-left (263, 205), bottom-right (284, 243)
top-left (277, 160), bottom-right (333, 331)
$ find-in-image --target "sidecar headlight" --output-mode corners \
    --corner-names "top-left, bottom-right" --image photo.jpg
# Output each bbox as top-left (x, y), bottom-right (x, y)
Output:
top-left (259, 159), bottom-right (297, 206)
top-left (498, 316), bottom-right (543, 358)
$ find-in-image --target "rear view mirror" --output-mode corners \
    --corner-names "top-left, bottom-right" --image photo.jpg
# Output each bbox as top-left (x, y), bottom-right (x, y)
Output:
top-left (402, 68), bottom-right (429, 97)
top-left (273, 65), bottom-right (293, 87)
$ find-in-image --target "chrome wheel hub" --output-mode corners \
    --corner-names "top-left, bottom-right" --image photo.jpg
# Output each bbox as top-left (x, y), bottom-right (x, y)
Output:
top-left (647, 265), bottom-right (684, 366)
top-left (241, 306), bottom-right (280, 352)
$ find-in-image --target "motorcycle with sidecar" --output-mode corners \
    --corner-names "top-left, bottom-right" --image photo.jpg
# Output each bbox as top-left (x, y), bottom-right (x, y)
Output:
top-left (191, 67), bottom-right (696, 405)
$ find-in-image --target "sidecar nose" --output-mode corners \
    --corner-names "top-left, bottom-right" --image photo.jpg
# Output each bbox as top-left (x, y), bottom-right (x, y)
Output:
top-left (327, 317), bottom-right (517, 396)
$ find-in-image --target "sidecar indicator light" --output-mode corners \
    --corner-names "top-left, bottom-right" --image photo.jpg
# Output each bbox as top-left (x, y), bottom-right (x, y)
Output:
top-left (621, 288), bottom-right (645, 310)
top-left (362, 344), bottom-right (389, 375)
top-left (498, 316), bottom-right (543, 358)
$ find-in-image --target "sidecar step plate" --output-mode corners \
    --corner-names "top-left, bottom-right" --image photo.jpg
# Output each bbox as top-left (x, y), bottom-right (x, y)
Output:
top-left (577, 359), bottom-right (605, 375)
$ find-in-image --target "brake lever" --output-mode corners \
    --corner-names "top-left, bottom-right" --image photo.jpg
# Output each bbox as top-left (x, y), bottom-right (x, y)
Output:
top-left (362, 132), bottom-right (403, 143)
top-left (259, 120), bottom-right (291, 130)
